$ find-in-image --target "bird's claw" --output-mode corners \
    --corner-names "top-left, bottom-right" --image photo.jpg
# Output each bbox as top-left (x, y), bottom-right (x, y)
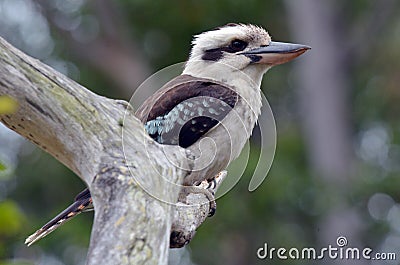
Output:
top-left (208, 200), bottom-right (216, 217)
top-left (179, 185), bottom-right (217, 217)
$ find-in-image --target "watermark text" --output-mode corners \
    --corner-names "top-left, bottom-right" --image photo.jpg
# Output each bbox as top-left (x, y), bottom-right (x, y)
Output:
top-left (257, 236), bottom-right (396, 261)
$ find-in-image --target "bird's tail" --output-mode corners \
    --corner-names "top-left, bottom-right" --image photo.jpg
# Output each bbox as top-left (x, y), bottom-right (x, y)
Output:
top-left (25, 188), bottom-right (93, 246)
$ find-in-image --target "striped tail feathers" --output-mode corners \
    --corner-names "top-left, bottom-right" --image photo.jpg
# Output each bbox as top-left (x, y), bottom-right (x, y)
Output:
top-left (25, 188), bottom-right (93, 246)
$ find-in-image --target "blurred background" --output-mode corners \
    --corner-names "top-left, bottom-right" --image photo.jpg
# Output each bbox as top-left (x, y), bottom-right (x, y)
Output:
top-left (0, 0), bottom-right (400, 264)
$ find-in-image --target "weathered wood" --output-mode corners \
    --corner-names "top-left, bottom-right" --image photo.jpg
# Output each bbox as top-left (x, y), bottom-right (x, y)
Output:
top-left (0, 36), bottom-right (215, 264)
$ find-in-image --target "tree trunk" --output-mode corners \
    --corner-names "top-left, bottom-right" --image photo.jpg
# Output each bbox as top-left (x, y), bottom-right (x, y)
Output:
top-left (0, 36), bottom-right (213, 264)
top-left (284, 1), bottom-right (367, 264)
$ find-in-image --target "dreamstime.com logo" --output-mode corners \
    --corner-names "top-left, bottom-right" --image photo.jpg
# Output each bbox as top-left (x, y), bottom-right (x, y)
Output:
top-left (256, 236), bottom-right (397, 261)
top-left (121, 62), bottom-right (276, 205)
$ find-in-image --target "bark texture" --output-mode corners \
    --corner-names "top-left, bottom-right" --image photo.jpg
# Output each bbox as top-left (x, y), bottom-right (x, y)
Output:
top-left (0, 36), bottom-right (212, 264)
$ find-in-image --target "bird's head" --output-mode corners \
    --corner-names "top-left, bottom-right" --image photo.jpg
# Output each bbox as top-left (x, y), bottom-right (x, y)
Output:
top-left (183, 23), bottom-right (310, 87)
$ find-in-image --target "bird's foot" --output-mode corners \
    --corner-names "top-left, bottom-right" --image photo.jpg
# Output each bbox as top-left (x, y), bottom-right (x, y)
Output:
top-left (179, 185), bottom-right (217, 217)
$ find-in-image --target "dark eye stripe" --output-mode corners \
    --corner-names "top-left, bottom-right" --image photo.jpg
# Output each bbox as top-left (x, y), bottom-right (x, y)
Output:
top-left (202, 49), bottom-right (224, 61)
top-left (202, 39), bottom-right (248, 61)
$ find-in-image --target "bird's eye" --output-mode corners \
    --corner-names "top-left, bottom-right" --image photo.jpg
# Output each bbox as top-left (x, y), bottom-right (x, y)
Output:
top-left (229, 39), bottom-right (248, 52)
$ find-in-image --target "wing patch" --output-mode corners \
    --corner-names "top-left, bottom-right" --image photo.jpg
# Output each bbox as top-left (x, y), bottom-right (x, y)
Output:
top-left (136, 75), bottom-right (238, 148)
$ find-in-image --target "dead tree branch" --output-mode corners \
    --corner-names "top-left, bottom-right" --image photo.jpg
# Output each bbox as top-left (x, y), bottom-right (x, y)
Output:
top-left (0, 36), bottom-right (213, 264)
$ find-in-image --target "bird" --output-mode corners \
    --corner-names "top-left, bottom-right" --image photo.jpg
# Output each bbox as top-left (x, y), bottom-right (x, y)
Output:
top-left (25, 23), bottom-right (310, 246)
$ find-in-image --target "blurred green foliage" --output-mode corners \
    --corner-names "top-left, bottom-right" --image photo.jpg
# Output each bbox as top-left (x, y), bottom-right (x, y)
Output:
top-left (0, 161), bottom-right (6, 174)
top-left (0, 200), bottom-right (26, 259)
top-left (0, 200), bottom-right (25, 236)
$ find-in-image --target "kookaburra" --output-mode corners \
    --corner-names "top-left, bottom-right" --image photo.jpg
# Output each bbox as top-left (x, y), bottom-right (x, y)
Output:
top-left (25, 23), bottom-right (310, 246)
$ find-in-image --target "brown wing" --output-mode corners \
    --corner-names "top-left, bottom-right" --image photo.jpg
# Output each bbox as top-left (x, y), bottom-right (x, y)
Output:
top-left (135, 74), bottom-right (238, 148)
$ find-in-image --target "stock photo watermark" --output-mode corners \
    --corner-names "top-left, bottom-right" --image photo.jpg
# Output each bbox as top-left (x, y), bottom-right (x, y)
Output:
top-left (256, 236), bottom-right (397, 261)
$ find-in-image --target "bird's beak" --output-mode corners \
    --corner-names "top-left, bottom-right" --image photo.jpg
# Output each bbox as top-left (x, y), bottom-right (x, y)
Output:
top-left (242, 41), bottom-right (311, 66)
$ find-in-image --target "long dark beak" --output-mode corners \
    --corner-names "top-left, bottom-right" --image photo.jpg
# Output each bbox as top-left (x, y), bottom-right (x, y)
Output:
top-left (242, 41), bottom-right (311, 66)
